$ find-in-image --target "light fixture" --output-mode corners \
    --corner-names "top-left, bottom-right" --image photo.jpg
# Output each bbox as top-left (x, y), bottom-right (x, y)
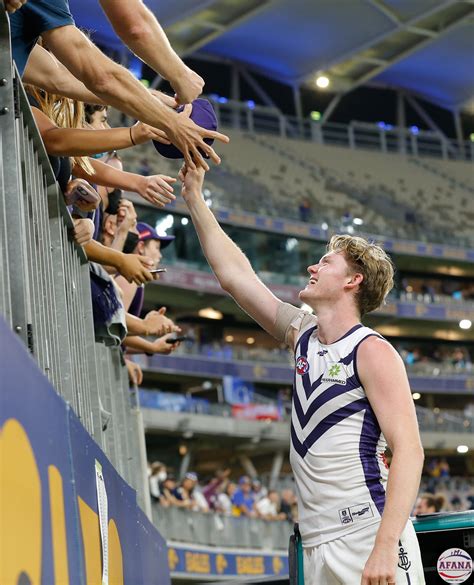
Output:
top-left (459, 319), bottom-right (472, 330)
top-left (198, 307), bottom-right (223, 320)
top-left (247, 100), bottom-right (255, 109)
top-left (457, 445), bottom-right (469, 454)
top-left (181, 217), bottom-right (189, 226)
top-left (310, 110), bottom-right (321, 121)
top-left (155, 214), bottom-right (174, 235)
top-left (225, 335), bottom-right (234, 342)
top-left (353, 217), bottom-right (364, 225)
top-left (179, 444), bottom-right (188, 456)
top-left (246, 337), bottom-right (255, 345)
top-left (412, 392), bottom-right (421, 400)
top-left (321, 222), bottom-right (329, 231)
top-left (316, 75), bottom-right (330, 89)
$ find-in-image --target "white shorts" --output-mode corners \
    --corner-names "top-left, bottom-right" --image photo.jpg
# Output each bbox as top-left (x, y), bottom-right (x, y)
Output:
top-left (303, 520), bottom-right (425, 585)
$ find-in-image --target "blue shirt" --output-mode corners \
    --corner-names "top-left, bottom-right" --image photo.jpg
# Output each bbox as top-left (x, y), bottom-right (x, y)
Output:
top-left (9, 0), bottom-right (74, 76)
top-left (232, 489), bottom-right (254, 512)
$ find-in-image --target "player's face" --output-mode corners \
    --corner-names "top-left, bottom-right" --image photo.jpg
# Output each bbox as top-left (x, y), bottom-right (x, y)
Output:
top-left (299, 251), bottom-right (352, 306)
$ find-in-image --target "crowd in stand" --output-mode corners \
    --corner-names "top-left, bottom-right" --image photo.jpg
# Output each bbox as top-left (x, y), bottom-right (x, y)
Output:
top-left (148, 459), bottom-right (474, 522)
top-left (6, 0), bottom-right (230, 386)
top-left (415, 458), bottom-right (474, 514)
top-left (148, 463), bottom-right (298, 522)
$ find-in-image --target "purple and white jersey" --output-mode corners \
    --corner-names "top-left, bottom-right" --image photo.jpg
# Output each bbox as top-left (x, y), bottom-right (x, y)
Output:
top-left (290, 320), bottom-right (389, 547)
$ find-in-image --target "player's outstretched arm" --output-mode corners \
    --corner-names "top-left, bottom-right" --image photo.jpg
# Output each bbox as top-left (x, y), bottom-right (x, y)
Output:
top-left (180, 166), bottom-right (283, 337)
top-left (357, 336), bottom-right (424, 585)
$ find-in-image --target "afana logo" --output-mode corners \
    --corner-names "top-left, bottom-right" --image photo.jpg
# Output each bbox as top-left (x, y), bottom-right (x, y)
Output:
top-left (437, 548), bottom-right (473, 583)
top-left (296, 356), bottom-right (309, 376)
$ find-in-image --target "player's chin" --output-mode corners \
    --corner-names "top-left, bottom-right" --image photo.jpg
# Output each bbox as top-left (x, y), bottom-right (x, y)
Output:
top-left (299, 289), bottom-right (311, 302)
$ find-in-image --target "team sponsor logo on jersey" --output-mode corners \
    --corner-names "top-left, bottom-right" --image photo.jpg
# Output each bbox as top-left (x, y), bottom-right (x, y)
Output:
top-left (322, 362), bottom-right (347, 385)
top-left (296, 356), bottom-right (310, 375)
top-left (338, 502), bottom-right (373, 525)
top-left (437, 548), bottom-right (473, 583)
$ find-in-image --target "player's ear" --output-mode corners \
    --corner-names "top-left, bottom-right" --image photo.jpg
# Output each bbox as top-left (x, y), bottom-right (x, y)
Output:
top-left (346, 272), bottom-right (363, 289)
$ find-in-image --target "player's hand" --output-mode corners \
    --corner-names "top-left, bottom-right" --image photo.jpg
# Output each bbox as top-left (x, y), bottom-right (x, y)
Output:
top-left (171, 64), bottom-right (204, 105)
top-left (130, 121), bottom-right (171, 146)
top-left (167, 104), bottom-right (229, 172)
top-left (150, 333), bottom-right (181, 354)
top-left (179, 163), bottom-right (205, 200)
top-left (72, 218), bottom-right (95, 246)
top-left (361, 543), bottom-right (398, 585)
top-left (143, 307), bottom-right (180, 337)
top-left (125, 358), bottom-right (143, 386)
top-left (5, 0), bottom-right (27, 14)
top-left (135, 174), bottom-right (176, 207)
top-left (117, 254), bottom-right (154, 285)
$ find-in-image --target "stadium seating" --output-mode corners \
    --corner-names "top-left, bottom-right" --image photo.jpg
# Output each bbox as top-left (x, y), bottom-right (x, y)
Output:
top-left (121, 125), bottom-right (474, 247)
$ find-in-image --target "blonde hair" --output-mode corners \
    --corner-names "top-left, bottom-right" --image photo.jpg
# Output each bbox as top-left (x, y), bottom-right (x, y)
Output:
top-left (26, 85), bottom-right (95, 175)
top-left (327, 235), bottom-right (394, 316)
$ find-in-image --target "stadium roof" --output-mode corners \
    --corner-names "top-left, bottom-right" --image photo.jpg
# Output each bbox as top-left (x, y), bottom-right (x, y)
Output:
top-left (71, 0), bottom-right (474, 113)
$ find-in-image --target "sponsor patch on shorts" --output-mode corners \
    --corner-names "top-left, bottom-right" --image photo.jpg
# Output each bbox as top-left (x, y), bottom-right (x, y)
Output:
top-left (338, 502), bottom-right (374, 525)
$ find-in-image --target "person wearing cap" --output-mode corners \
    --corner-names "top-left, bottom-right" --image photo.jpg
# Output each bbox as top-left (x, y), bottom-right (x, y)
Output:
top-left (231, 476), bottom-right (256, 518)
top-left (115, 221), bottom-right (182, 355)
top-left (172, 472), bottom-right (199, 510)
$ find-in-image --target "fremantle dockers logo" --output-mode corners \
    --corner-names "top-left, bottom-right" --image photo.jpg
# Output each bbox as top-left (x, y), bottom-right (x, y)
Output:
top-left (296, 356), bottom-right (309, 375)
top-left (398, 545), bottom-right (411, 571)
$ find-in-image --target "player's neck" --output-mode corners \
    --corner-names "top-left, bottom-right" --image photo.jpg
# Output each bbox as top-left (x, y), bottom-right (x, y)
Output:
top-left (315, 304), bottom-right (361, 345)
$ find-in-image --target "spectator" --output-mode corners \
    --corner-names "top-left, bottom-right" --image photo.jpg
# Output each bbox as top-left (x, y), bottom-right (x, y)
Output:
top-left (298, 198), bottom-right (312, 223)
top-left (413, 493), bottom-right (446, 515)
top-left (280, 489), bottom-right (297, 523)
top-left (231, 476), bottom-right (256, 517)
top-left (13, 2), bottom-right (229, 170)
top-left (202, 468), bottom-right (231, 510)
top-left (172, 472), bottom-right (199, 510)
top-left (252, 478), bottom-right (267, 502)
top-left (215, 482), bottom-right (238, 516)
top-left (159, 475), bottom-right (179, 508)
top-left (256, 490), bottom-right (283, 521)
top-left (149, 461), bottom-right (167, 502)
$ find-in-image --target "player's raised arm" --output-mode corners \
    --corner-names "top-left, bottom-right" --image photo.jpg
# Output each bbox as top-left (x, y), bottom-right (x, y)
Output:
top-left (180, 166), bottom-right (284, 338)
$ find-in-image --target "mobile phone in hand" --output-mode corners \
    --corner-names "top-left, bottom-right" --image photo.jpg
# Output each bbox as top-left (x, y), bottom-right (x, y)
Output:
top-left (149, 268), bottom-right (167, 274)
top-left (165, 335), bottom-right (193, 343)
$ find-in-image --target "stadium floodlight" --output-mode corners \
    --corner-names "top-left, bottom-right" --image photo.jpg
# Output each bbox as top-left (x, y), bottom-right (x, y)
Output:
top-left (459, 319), bottom-right (472, 330)
top-left (225, 335), bottom-right (234, 342)
top-left (457, 445), bottom-right (469, 454)
top-left (198, 307), bottom-right (223, 320)
top-left (412, 392), bottom-right (421, 400)
top-left (246, 337), bottom-right (255, 345)
top-left (316, 75), bottom-right (330, 89)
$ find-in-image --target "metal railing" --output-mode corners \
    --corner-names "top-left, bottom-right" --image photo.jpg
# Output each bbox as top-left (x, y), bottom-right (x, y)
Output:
top-left (152, 505), bottom-right (291, 550)
top-left (0, 7), bottom-right (150, 514)
top-left (209, 98), bottom-right (474, 162)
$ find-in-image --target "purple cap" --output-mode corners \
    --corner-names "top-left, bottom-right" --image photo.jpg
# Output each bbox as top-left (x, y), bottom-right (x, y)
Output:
top-left (153, 98), bottom-right (218, 159)
top-left (136, 222), bottom-right (175, 249)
